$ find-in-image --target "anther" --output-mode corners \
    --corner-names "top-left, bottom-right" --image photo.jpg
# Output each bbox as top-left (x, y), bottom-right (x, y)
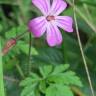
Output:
top-left (46, 16), bottom-right (55, 21)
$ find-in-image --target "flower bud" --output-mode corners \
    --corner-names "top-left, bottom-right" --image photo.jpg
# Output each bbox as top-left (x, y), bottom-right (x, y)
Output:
top-left (2, 38), bottom-right (16, 55)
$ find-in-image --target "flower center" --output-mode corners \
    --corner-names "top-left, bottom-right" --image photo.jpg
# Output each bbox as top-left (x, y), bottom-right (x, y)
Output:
top-left (46, 16), bottom-right (55, 21)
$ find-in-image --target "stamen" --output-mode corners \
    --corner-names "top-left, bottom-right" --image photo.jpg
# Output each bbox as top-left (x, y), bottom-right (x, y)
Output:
top-left (46, 16), bottom-right (55, 21)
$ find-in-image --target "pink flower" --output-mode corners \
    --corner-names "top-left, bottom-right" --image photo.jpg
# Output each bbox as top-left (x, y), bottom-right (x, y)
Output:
top-left (28, 0), bottom-right (73, 47)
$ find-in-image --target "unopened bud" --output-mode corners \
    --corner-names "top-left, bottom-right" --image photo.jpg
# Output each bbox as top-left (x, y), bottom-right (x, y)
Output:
top-left (2, 38), bottom-right (16, 55)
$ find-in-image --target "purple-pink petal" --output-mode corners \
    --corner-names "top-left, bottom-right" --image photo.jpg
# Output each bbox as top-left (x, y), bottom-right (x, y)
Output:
top-left (55, 16), bottom-right (73, 32)
top-left (50, 0), bottom-right (67, 16)
top-left (28, 16), bottom-right (47, 37)
top-left (32, 0), bottom-right (50, 15)
top-left (46, 22), bottom-right (62, 47)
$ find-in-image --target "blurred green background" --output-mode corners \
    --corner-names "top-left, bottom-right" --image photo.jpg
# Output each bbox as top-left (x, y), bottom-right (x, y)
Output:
top-left (0, 0), bottom-right (96, 96)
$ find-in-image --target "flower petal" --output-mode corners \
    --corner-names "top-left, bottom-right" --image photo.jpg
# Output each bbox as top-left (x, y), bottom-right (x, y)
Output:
top-left (46, 22), bottom-right (62, 47)
top-left (32, 0), bottom-right (50, 15)
top-left (55, 16), bottom-right (73, 32)
top-left (50, 0), bottom-right (67, 16)
top-left (28, 16), bottom-right (47, 37)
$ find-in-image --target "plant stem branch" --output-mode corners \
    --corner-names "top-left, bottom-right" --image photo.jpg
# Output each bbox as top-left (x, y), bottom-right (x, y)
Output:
top-left (15, 30), bottom-right (28, 40)
top-left (73, 0), bottom-right (95, 96)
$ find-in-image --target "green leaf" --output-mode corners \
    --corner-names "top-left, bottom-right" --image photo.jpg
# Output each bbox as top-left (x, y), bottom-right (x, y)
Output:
top-left (30, 73), bottom-right (40, 80)
top-left (26, 91), bottom-right (35, 96)
top-left (46, 84), bottom-right (73, 96)
top-left (20, 77), bottom-right (38, 87)
top-left (18, 41), bottom-right (38, 55)
top-left (20, 64), bottom-right (82, 96)
top-left (5, 24), bottom-right (27, 39)
top-left (39, 65), bottom-right (53, 78)
top-left (48, 71), bottom-right (83, 87)
top-left (20, 83), bottom-right (36, 96)
top-left (39, 80), bottom-right (46, 93)
top-left (52, 64), bottom-right (70, 74)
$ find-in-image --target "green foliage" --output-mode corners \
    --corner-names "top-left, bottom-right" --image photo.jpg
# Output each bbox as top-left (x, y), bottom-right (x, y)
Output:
top-left (20, 64), bottom-right (82, 96)
top-left (0, 40), bottom-right (5, 96)
top-left (0, 0), bottom-right (96, 95)
top-left (46, 84), bottom-right (73, 96)
top-left (77, 0), bottom-right (96, 6)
